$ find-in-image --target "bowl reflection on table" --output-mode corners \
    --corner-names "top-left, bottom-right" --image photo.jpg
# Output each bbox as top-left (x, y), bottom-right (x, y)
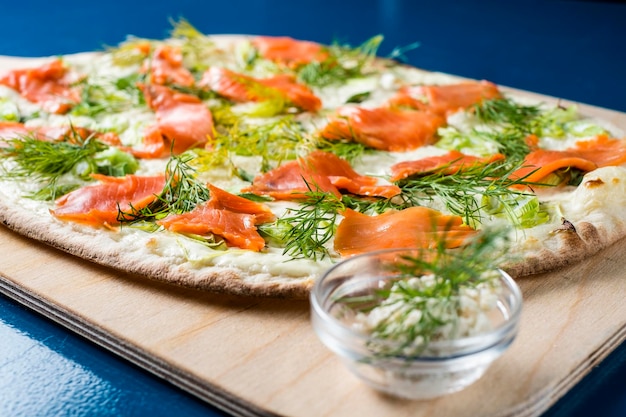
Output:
top-left (309, 248), bottom-right (523, 400)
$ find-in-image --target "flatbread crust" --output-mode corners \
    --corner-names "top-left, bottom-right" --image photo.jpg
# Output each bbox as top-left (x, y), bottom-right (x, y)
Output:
top-left (1, 36), bottom-right (626, 299)
top-left (0, 190), bottom-right (314, 299)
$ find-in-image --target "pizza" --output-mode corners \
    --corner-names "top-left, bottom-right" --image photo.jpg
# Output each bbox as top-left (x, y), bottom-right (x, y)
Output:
top-left (0, 21), bottom-right (625, 299)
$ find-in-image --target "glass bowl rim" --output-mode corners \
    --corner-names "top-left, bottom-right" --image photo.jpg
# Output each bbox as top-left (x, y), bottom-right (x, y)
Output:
top-left (310, 248), bottom-right (523, 358)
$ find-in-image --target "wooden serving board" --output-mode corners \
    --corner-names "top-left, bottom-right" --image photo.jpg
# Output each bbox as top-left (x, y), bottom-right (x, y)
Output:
top-left (1, 212), bottom-right (626, 417)
top-left (0, 59), bottom-right (625, 416)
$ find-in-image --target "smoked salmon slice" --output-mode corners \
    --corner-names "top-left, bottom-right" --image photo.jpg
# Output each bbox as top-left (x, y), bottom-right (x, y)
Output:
top-left (135, 84), bottom-right (214, 158)
top-left (389, 81), bottom-right (501, 115)
top-left (252, 36), bottom-right (328, 68)
top-left (390, 150), bottom-right (506, 181)
top-left (320, 106), bottom-right (446, 152)
top-left (157, 183), bottom-right (275, 251)
top-left (244, 150), bottom-right (401, 200)
top-left (568, 134), bottom-right (626, 167)
top-left (142, 44), bottom-right (195, 87)
top-left (200, 67), bottom-right (321, 112)
top-left (51, 174), bottom-right (166, 226)
top-left (510, 149), bottom-right (597, 185)
top-left (334, 207), bottom-right (476, 257)
top-left (0, 59), bottom-right (81, 114)
top-left (0, 122), bottom-right (122, 146)
top-left (0, 122), bottom-right (30, 142)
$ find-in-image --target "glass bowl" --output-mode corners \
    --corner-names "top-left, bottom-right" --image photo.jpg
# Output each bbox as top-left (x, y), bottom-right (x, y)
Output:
top-left (310, 248), bottom-right (523, 400)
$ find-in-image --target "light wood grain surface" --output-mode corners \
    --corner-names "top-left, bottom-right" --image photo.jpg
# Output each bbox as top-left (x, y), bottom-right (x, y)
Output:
top-left (0, 55), bottom-right (625, 416)
top-left (1, 216), bottom-right (625, 417)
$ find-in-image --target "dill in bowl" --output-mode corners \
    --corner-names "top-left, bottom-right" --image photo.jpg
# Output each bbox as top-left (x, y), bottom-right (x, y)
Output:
top-left (310, 228), bottom-right (522, 399)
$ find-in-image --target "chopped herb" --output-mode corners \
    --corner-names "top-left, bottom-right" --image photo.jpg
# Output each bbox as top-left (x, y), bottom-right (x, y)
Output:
top-left (0, 129), bottom-right (136, 200)
top-left (392, 161), bottom-right (546, 227)
top-left (262, 188), bottom-right (345, 260)
top-left (338, 227), bottom-right (510, 357)
top-left (297, 35), bottom-right (384, 87)
top-left (119, 153), bottom-right (210, 223)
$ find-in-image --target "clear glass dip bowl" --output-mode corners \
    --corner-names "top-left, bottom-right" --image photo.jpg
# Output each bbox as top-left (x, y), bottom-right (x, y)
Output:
top-left (310, 249), bottom-right (523, 400)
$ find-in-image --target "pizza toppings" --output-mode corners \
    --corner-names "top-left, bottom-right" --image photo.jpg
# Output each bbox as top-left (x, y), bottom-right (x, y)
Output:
top-left (142, 44), bottom-right (195, 87)
top-left (569, 134), bottom-right (626, 167)
top-left (244, 150), bottom-right (401, 199)
top-left (199, 67), bottom-right (321, 112)
top-left (0, 59), bottom-right (81, 114)
top-left (157, 184), bottom-right (275, 251)
top-left (252, 36), bottom-right (328, 68)
top-left (389, 150), bottom-right (506, 181)
top-left (334, 207), bottom-right (477, 257)
top-left (389, 81), bottom-right (502, 116)
top-left (0, 121), bottom-right (30, 142)
top-left (511, 149), bottom-right (597, 185)
top-left (136, 84), bottom-right (214, 157)
top-left (320, 106), bottom-right (446, 152)
top-left (1, 23), bottom-right (625, 294)
top-left (51, 174), bottom-right (166, 226)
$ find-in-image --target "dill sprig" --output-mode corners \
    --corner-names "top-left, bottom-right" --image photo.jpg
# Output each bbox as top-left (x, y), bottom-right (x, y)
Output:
top-left (263, 189), bottom-right (345, 260)
top-left (472, 97), bottom-right (542, 128)
top-left (463, 98), bottom-right (607, 162)
top-left (392, 161), bottom-right (543, 227)
top-left (437, 126), bottom-right (531, 162)
top-left (297, 35), bottom-right (384, 87)
top-left (338, 227), bottom-right (510, 357)
top-left (118, 153), bottom-right (210, 223)
top-left (0, 130), bottom-right (122, 200)
top-left (314, 137), bottom-right (369, 164)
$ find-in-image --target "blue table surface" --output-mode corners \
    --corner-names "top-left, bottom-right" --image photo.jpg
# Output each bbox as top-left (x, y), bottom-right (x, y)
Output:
top-left (0, 1), bottom-right (625, 416)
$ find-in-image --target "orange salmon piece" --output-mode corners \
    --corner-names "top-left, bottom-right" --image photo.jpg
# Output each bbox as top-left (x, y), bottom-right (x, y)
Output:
top-left (51, 174), bottom-right (165, 226)
top-left (158, 184), bottom-right (275, 251)
top-left (568, 134), bottom-right (626, 167)
top-left (252, 36), bottom-right (328, 68)
top-left (0, 59), bottom-right (81, 114)
top-left (142, 45), bottom-right (195, 87)
top-left (390, 81), bottom-right (501, 116)
top-left (244, 150), bottom-right (400, 200)
top-left (200, 67), bottom-right (321, 112)
top-left (320, 106), bottom-right (446, 152)
top-left (334, 207), bottom-right (476, 257)
top-left (136, 84), bottom-right (214, 158)
top-left (511, 149), bottom-right (597, 184)
top-left (0, 122), bottom-right (122, 148)
top-left (0, 121), bottom-right (30, 143)
top-left (390, 150), bottom-right (506, 182)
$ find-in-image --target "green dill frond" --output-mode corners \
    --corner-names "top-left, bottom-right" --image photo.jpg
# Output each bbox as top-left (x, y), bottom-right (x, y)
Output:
top-left (336, 226), bottom-right (511, 357)
top-left (263, 188), bottom-right (345, 260)
top-left (472, 98), bottom-right (542, 128)
top-left (297, 35), bottom-right (384, 87)
top-left (314, 137), bottom-right (369, 164)
top-left (118, 152), bottom-right (210, 223)
top-left (386, 41), bottom-right (421, 63)
top-left (392, 161), bottom-right (543, 227)
top-left (0, 130), bottom-right (112, 199)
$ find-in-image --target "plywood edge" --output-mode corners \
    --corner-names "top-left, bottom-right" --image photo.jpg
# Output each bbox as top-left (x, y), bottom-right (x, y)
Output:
top-left (0, 274), bottom-right (277, 417)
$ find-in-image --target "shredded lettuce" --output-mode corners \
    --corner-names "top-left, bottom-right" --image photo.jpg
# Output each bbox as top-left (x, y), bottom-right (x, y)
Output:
top-left (482, 193), bottom-right (550, 228)
top-left (531, 105), bottom-right (608, 139)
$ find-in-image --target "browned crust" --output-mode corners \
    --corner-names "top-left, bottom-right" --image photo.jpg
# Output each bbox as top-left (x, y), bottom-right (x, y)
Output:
top-left (503, 221), bottom-right (618, 278)
top-left (3, 189), bottom-right (623, 300)
top-left (0, 199), bottom-right (313, 300)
